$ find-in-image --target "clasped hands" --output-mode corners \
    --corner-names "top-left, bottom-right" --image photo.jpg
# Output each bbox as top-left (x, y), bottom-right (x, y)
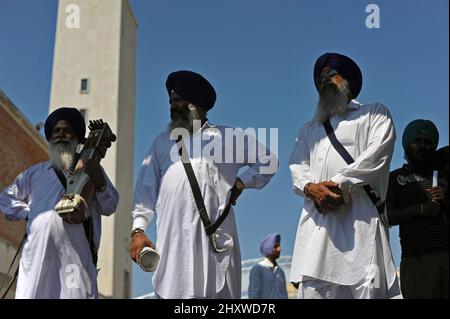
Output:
top-left (305, 181), bottom-right (346, 213)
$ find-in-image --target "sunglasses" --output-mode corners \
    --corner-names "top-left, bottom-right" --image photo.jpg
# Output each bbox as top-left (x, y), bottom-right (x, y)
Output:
top-left (321, 68), bottom-right (339, 79)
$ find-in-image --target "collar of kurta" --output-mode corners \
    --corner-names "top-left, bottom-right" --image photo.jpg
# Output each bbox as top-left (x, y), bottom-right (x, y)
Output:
top-left (191, 120), bottom-right (217, 136)
top-left (46, 161), bottom-right (71, 174)
top-left (261, 257), bottom-right (278, 270)
top-left (203, 120), bottom-right (216, 129)
top-left (347, 99), bottom-right (361, 110)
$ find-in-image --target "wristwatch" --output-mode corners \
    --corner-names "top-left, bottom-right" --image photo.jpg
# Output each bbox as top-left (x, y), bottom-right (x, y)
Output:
top-left (304, 182), bottom-right (313, 198)
top-left (131, 228), bottom-right (145, 238)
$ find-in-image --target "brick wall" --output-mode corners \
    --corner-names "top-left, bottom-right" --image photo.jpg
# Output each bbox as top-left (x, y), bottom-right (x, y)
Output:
top-left (0, 91), bottom-right (48, 298)
top-left (0, 91), bottom-right (48, 247)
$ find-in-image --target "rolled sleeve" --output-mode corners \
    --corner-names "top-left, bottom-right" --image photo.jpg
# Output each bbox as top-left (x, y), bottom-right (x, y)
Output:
top-left (331, 103), bottom-right (396, 192)
top-left (95, 170), bottom-right (119, 216)
top-left (131, 141), bottom-right (161, 232)
top-left (0, 170), bottom-right (31, 221)
top-left (237, 131), bottom-right (278, 190)
top-left (289, 126), bottom-right (314, 198)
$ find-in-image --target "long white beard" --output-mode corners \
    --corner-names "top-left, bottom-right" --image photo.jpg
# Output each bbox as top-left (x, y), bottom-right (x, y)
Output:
top-left (314, 81), bottom-right (352, 123)
top-left (168, 104), bottom-right (202, 133)
top-left (48, 139), bottom-right (78, 171)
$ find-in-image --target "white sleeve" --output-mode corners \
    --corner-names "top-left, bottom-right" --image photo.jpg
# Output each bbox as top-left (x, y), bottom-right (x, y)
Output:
top-left (131, 141), bottom-right (161, 231)
top-left (95, 170), bottom-right (119, 216)
top-left (237, 130), bottom-right (278, 189)
top-left (331, 104), bottom-right (396, 191)
top-left (0, 169), bottom-right (31, 221)
top-left (288, 125), bottom-right (315, 198)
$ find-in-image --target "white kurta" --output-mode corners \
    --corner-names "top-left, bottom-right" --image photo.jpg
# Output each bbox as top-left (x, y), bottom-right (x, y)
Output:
top-left (288, 100), bottom-right (400, 296)
top-left (132, 122), bottom-right (277, 299)
top-left (0, 161), bottom-right (119, 299)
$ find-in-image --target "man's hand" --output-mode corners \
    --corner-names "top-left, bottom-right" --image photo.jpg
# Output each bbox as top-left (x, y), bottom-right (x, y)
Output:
top-left (130, 232), bottom-right (155, 263)
top-left (83, 160), bottom-right (107, 192)
top-left (306, 181), bottom-right (344, 213)
top-left (427, 186), bottom-right (446, 203)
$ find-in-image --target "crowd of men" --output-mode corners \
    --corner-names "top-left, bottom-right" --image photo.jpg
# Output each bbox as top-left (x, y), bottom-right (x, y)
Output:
top-left (0, 52), bottom-right (447, 299)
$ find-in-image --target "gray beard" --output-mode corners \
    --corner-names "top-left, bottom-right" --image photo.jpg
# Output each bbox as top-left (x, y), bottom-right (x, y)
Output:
top-left (48, 139), bottom-right (78, 171)
top-left (314, 81), bottom-right (352, 123)
top-left (168, 105), bottom-right (201, 134)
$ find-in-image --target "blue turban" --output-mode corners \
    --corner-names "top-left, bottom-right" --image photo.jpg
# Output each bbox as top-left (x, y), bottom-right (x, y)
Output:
top-left (166, 70), bottom-right (217, 111)
top-left (314, 52), bottom-right (363, 99)
top-left (402, 119), bottom-right (439, 151)
top-left (259, 233), bottom-right (281, 257)
top-left (44, 107), bottom-right (86, 143)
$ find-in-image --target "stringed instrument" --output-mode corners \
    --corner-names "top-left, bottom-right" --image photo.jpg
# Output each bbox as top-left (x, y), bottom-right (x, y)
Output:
top-left (55, 119), bottom-right (116, 224)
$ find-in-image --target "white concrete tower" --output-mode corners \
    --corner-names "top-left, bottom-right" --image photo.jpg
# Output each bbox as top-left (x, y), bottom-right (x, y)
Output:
top-left (49, 0), bottom-right (136, 298)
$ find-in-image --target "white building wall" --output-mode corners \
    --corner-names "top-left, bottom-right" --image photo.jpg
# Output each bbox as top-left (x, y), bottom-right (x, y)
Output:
top-left (49, 0), bottom-right (136, 298)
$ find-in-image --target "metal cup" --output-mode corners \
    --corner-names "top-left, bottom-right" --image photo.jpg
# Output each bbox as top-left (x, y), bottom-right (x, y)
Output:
top-left (139, 246), bottom-right (160, 272)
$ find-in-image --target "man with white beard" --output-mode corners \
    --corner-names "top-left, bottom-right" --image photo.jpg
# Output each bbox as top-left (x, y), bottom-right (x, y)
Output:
top-left (288, 53), bottom-right (401, 299)
top-left (0, 107), bottom-right (119, 298)
top-left (130, 70), bottom-right (277, 299)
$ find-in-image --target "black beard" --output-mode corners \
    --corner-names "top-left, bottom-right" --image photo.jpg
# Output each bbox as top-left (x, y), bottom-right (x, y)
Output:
top-left (406, 150), bottom-right (435, 174)
top-left (168, 107), bottom-right (200, 133)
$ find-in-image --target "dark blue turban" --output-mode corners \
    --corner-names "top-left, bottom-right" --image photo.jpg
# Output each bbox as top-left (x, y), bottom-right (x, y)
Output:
top-left (166, 70), bottom-right (217, 111)
top-left (314, 53), bottom-right (363, 99)
top-left (402, 119), bottom-right (439, 151)
top-left (259, 233), bottom-right (281, 257)
top-left (44, 107), bottom-right (86, 143)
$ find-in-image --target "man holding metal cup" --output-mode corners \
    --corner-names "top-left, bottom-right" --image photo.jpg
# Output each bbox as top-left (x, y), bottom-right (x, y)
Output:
top-left (130, 70), bottom-right (277, 299)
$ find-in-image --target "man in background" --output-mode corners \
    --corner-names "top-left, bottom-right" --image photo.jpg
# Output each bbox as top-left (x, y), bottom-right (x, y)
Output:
top-left (248, 233), bottom-right (288, 299)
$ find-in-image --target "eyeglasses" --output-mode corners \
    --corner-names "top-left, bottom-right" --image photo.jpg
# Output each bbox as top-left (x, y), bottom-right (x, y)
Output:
top-left (321, 68), bottom-right (339, 79)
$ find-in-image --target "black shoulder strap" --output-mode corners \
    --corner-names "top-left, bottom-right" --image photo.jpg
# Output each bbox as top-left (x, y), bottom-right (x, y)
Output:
top-left (52, 167), bottom-right (97, 266)
top-left (323, 119), bottom-right (386, 217)
top-left (323, 120), bottom-right (354, 164)
top-left (53, 167), bottom-right (67, 189)
top-left (176, 137), bottom-right (235, 237)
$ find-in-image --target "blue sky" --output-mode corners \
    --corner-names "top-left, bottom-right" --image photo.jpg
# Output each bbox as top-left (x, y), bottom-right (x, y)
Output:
top-left (0, 0), bottom-right (448, 297)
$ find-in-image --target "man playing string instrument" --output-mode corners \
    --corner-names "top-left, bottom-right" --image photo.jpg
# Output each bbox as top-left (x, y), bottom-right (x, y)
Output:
top-left (0, 107), bottom-right (118, 299)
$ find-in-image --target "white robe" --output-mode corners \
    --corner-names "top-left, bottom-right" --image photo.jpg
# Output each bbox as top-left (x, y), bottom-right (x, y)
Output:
top-left (0, 161), bottom-right (119, 299)
top-left (132, 122), bottom-right (277, 299)
top-left (288, 100), bottom-right (401, 298)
